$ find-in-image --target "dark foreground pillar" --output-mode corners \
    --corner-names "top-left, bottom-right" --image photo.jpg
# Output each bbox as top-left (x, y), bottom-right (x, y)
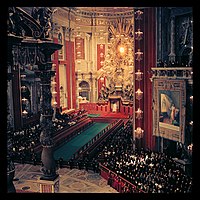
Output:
top-left (36, 42), bottom-right (62, 192)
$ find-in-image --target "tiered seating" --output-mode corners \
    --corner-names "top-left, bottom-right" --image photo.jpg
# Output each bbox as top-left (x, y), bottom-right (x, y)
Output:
top-left (9, 109), bottom-right (91, 164)
top-left (70, 119), bottom-right (124, 161)
top-left (34, 109), bottom-right (92, 153)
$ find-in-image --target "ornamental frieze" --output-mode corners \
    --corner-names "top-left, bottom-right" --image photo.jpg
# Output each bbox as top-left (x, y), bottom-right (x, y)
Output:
top-left (12, 45), bottom-right (46, 66)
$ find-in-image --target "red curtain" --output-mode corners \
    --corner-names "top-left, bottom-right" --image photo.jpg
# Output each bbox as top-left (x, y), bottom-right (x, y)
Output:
top-left (143, 7), bottom-right (156, 150)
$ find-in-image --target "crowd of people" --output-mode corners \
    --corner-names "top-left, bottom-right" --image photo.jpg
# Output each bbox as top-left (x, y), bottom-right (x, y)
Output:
top-left (8, 114), bottom-right (192, 193)
top-left (8, 123), bottom-right (41, 165)
top-left (55, 119), bottom-right (192, 193)
top-left (95, 120), bottom-right (192, 193)
top-left (65, 119), bottom-right (192, 193)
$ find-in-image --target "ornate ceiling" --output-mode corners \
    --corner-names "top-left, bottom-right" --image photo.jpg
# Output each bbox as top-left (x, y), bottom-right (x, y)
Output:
top-left (74, 7), bottom-right (134, 13)
top-left (71, 7), bottom-right (135, 18)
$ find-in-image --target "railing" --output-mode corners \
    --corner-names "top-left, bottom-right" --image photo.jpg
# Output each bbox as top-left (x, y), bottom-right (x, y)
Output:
top-left (99, 163), bottom-right (146, 193)
top-left (70, 120), bottom-right (123, 160)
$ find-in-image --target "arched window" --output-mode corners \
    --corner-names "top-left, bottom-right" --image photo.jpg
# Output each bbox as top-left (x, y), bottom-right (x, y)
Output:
top-left (79, 81), bottom-right (90, 101)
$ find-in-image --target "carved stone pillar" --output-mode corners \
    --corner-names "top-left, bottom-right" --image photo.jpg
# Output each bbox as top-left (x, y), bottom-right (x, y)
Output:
top-left (36, 42), bottom-right (62, 181)
top-left (38, 65), bottom-right (57, 180)
top-left (168, 16), bottom-right (176, 62)
top-left (7, 35), bottom-right (23, 193)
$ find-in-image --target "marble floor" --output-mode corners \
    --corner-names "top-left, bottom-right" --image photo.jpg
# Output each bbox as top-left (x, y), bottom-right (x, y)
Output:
top-left (13, 163), bottom-right (118, 193)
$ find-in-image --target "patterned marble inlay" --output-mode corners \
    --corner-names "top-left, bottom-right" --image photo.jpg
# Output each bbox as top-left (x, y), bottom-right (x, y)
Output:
top-left (13, 164), bottom-right (118, 193)
top-left (70, 182), bottom-right (86, 189)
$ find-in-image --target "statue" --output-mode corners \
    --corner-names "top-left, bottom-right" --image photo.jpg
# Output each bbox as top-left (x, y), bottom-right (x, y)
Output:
top-left (8, 7), bottom-right (24, 36)
top-left (31, 7), bottom-right (53, 38)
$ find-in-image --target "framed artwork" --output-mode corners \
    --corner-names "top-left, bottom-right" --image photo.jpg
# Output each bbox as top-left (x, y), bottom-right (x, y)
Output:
top-left (153, 79), bottom-right (186, 143)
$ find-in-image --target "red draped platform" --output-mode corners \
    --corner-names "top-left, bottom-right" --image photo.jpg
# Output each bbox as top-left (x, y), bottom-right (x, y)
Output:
top-left (79, 102), bottom-right (132, 119)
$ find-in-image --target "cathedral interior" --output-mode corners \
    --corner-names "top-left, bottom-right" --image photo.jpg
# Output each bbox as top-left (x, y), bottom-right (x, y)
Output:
top-left (7, 7), bottom-right (193, 193)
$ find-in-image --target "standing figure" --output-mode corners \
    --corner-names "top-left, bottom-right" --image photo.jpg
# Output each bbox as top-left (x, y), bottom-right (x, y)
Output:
top-left (31, 7), bottom-right (58, 38)
top-left (170, 104), bottom-right (176, 124)
top-left (112, 102), bottom-right (117, 112)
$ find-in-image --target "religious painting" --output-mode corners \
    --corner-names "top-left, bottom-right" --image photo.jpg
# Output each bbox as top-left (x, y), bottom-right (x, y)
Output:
top-left (153, 79), bottom-right (186, 143)
top-left (159, 91), bottom-right (180, 126)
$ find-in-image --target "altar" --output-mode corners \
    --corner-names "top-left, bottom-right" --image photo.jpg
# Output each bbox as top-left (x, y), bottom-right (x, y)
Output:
top-left (109, 95), bottom-right (121, 113)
